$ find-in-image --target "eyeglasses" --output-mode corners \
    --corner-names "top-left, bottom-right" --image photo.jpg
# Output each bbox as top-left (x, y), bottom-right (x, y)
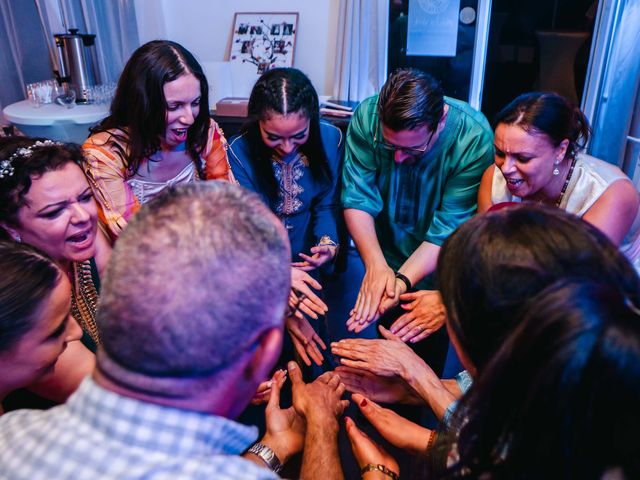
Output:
top-left (374, 127), bottom-right (436, 157)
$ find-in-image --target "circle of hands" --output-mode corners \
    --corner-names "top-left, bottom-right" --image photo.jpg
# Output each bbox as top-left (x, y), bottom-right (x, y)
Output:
top-left (250, 264), bottom-right (450, 475)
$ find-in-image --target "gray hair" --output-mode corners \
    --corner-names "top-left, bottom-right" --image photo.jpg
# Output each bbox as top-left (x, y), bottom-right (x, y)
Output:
top-left (97, 181), bottom-right (291, 377)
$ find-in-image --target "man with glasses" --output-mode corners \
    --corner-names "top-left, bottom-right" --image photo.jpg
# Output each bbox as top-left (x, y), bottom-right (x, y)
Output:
top-left (341, 68), bottom-right (493, 374)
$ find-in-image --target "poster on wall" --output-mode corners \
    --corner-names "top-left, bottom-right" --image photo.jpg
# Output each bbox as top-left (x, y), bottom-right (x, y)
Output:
top-left (227, 12), bottom-right (299, 74)
top-left (407, 0), bottom-right (460, 57)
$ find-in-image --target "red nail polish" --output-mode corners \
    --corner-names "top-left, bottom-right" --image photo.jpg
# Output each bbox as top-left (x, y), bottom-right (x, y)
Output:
top-left (360, 398), bottom-right (367, 407)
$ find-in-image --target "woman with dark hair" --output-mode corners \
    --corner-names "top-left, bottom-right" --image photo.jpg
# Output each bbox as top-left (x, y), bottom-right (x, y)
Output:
top-left (229, 67), bottom-right (339, 268)
top-left (228, 68), bottom-right (352, 366)
top-left (0, 136), bottom-right (110, 404)
top-left (333, 206), bottom-right (640, 468)
top-left (478, 92), bottom-right (640, 268)
top-left (443, 279), bottom-right (640, 479)
top-left (83, 40), bottom-right (230, 240)
top-left (0, 242), bottom-right (84, 414)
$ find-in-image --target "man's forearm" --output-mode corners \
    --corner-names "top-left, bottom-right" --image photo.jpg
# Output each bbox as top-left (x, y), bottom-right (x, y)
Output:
top-left (344, 209), bottom-right (386, 268)
top-left (300, 418), bottom-right (343, 480)
top-left (242, 434), bottom-right (293, 473)
top-left (398, 241), bottom-right (441, 286)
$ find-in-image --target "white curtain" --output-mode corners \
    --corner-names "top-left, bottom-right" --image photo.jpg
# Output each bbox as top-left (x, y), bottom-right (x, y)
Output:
top-left (36, 0), bottom-right (140, 84)
top-left (0, 2), bottom-right (25, 117)
top-left (0, 1), bottom-right (51, 119)
top-left (332, 0), bottom-right (389, 102)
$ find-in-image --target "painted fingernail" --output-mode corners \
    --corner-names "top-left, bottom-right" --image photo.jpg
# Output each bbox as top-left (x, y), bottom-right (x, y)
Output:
top-left (360, 398), bottom-right (367, 407)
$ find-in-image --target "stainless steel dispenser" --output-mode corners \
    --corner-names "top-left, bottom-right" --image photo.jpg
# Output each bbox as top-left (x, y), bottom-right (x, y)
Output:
top-left (54, 28), bottom-right (99, 104)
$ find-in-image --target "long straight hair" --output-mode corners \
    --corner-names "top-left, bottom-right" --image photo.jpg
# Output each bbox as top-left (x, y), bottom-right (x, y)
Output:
top-left (241, 68), bottom-right (332, 208)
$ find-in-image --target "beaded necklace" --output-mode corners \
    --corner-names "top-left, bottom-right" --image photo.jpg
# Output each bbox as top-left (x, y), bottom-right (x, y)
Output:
top-left (554, 156), bottom-right (577, 207)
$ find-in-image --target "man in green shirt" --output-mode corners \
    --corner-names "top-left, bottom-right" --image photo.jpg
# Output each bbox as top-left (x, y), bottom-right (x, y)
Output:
top-left (342, 69), bottom-right (493, 351)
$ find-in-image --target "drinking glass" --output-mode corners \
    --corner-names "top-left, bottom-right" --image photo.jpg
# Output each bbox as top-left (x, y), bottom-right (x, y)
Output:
top-left (56, 89), bottom-right (77, 108)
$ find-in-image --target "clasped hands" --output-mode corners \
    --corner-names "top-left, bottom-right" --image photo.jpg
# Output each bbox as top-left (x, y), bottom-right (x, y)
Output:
top-left (347, 264), bottom-right (446, 343)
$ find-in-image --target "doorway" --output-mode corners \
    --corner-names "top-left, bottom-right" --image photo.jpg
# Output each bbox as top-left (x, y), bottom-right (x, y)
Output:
top-left (387, 0), bottom-right (599, 121)
top-left (481, 0), bottom-right (599, 120)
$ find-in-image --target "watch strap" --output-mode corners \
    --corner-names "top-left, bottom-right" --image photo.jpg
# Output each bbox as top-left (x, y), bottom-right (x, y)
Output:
top-left (247, 442), bottom-right (283, 473)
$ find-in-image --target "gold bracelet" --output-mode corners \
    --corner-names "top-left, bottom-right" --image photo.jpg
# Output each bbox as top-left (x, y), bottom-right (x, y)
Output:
top-left (360, 463), bottom-right (399, 480)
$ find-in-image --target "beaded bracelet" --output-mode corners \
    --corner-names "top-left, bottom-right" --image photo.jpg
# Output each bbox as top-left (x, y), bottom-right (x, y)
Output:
top-left (360, 463), bottom-right (399, 480)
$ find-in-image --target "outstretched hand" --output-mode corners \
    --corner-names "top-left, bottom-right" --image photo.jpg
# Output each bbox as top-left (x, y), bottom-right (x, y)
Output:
top-left (331, 325), bottom-right (426, 379)
top-left (292, 244), bottom-right (337, 271)
top-left (251, 369), bottom-right (287, 405)
top-left (390, 290), bottom-right (446, 343)
top-left (261, 369), bottom-right (306, 464)
top-left (346, 263), bottom-right (396, 332)
top-left (345, 416), bottom-right (400, 478)
top-left (352, 393), bottom-right (431, 454)
top-left (290, 267), bottom-right (328, 319)
top-left (334, 366), bottom-right (423, 405)
top-left (286, 314), bottom-right (327, 366)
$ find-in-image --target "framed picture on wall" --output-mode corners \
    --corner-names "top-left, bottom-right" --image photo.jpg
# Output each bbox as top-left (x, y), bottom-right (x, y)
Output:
top-left (227, 12), bottom-right (299, 74)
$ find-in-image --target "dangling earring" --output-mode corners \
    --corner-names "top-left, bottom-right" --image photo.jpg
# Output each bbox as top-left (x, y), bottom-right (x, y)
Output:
top-left (553, 161), bottom-right (560, 176)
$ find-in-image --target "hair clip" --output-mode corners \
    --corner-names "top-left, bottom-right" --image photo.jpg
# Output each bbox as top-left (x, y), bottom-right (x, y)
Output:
top-left (0, 158), bottom-right (15, 178)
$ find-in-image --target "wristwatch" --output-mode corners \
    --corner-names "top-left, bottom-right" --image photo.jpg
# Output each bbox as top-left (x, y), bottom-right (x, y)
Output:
top-left (247, 442), bottom-right (283, 473)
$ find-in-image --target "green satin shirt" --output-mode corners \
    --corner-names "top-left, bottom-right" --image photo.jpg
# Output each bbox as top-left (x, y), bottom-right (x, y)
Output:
top-left (341, 95), bottom-right (493, 288)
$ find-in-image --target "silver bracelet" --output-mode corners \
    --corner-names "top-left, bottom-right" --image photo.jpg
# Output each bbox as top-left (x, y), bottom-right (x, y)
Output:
top-left (247, 442), bottom-right (283, 473)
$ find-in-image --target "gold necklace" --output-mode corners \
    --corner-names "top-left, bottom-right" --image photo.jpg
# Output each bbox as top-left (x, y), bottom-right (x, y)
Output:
top-left (70, 260), bottom-right (101, 346)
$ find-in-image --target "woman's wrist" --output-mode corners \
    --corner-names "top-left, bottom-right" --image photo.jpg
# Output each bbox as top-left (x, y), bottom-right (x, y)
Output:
top-left (361, 463), bottom-right (399, 480)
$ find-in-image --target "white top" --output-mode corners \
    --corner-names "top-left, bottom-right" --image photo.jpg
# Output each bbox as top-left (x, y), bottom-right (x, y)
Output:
top-left (492, 153), bottom-right (640, 268)
top-left (127, 161), bottom-right (200, 205)
top-left (2, 100), bottom-right (109, 126)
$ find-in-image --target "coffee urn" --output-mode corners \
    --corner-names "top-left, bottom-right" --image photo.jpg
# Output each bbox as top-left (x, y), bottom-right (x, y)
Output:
top-left (54, 28), bottom-right (99, 104)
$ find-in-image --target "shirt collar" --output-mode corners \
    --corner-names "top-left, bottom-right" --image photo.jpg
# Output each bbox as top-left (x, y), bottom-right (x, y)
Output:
top-left (67, 378), bottom-right (259, 457)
